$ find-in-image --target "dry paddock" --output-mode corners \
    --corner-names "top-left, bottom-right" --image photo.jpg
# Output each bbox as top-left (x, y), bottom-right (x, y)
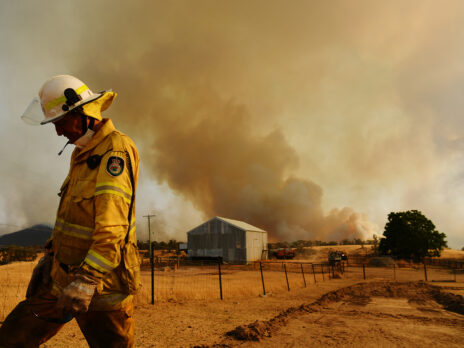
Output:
top-left (135, 260), bottom-right (463, 303)
top-left (0, 259), bottom-right (463, 347)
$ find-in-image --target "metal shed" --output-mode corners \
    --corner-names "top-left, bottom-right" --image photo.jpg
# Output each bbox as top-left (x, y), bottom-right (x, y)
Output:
top-left (187, 216), bottom-right (268, 264)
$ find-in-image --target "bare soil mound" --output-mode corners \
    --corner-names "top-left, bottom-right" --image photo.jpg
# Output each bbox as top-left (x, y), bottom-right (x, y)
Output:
top-left (225, 281), bottom-right (464, 342)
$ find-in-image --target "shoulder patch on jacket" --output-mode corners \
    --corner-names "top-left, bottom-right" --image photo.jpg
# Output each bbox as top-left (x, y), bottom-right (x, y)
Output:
top-left (106, 156), bottom-right (125, 177)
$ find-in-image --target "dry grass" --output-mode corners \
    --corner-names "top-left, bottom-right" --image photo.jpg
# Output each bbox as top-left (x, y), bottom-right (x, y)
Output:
top-left (440, 248), bottom-right (464, 259)
top-left (300, 246), bottom-right (464, 263)
top-left (1, 248), bottom-right (463, 321)
top-left (0, 260), bottom-right (36, 321)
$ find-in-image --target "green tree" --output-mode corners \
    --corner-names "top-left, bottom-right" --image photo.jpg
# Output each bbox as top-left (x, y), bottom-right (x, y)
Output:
top-left (379, 210), bottom-right (447, 260)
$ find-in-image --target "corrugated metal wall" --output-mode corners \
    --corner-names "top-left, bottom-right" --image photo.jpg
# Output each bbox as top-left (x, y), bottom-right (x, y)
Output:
top-left (245, 230), bottom-right (268, 261)
top-left (187, 218), bottom-right (253, 263)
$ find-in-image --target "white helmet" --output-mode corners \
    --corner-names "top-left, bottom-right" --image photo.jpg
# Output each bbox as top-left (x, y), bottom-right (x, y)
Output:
top-left (22, 75), bottom-right (105, 125)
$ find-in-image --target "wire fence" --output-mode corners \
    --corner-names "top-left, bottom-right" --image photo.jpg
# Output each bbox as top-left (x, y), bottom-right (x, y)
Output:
top-left (0, 256), bottom-right (462, 321)
top-left (134, 257), bottom-right (464, 305)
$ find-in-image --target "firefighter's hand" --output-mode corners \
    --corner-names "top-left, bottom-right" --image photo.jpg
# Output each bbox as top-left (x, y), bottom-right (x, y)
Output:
top-left (55, 274), bottom-right (99, 315)
top-left (26, 253), bottom-right (53, 298)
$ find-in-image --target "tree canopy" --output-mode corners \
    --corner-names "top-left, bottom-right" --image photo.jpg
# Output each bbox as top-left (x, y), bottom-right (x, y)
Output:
top-left (379, 210), bottom-right (447, 260)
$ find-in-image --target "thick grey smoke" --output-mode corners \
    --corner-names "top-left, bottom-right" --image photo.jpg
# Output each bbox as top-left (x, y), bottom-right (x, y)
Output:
top-left (1, 1), bottom-right (464, 246)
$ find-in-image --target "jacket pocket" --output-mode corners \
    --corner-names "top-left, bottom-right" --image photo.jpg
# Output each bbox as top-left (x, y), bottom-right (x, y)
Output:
top-left (71, 180), bottom-right (95, 202)
top-left (69, 180), bottom-right (95, 221)
top-left (116, 242), bottom-right (141, 294)
top-left (55, 234), bottom-right (93, 266)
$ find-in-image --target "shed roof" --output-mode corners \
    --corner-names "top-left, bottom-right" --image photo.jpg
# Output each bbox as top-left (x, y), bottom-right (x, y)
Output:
top-left (187, 216), bottom-right (267, 234)
top-left (215, 216), bottom-right (266, 233)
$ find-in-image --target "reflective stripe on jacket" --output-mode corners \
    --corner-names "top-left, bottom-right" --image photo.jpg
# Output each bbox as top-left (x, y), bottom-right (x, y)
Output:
top-left (49, 118), bottom-right (140, 310)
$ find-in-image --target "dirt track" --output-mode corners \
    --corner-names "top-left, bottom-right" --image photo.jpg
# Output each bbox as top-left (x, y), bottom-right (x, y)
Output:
top-left (41, 280), bottom-right (464, 347)
top-left (219, 281), bottom-right (464, 347)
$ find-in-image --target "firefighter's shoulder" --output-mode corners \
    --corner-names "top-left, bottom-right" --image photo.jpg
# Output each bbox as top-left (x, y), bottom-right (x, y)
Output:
top-left (106, 130), bottom-right (139, 163)
top-left (94, 132), bottom-right (133, 203)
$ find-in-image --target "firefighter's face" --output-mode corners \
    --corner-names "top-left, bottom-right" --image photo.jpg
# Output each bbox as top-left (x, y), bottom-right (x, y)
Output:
top-left (53, 111), bottom-right (84, 144)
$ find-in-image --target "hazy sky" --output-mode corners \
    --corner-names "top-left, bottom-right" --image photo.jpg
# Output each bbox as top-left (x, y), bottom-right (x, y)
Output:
top-left (1, 1), bottom-right (463, 248)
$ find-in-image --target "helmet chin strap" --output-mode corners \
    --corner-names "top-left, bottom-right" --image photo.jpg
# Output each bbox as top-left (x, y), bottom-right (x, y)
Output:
top-left (58, 113), bottom-right (96, 156)
top-left (80, 114), bottom-right (96, 134)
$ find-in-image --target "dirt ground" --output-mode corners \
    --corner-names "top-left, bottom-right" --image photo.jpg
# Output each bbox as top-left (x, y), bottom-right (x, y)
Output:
top-left (39, 279), bottom-right (464, 348)
top-left (1, 247), bottom-right (463, 347)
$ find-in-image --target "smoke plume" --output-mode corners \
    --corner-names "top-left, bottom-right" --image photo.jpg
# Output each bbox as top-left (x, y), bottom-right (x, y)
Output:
top-left (2, 1), bottom-right (464, 247)
top-left (61, 1), bottom-right (378, 241)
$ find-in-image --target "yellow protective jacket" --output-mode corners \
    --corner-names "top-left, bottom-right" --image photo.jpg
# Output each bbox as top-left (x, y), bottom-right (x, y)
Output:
top-left (50, 119), bottom-right (140, 310)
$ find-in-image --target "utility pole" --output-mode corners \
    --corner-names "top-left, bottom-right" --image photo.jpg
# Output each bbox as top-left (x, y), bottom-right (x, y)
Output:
top-left (144, 213), bottom-right (156, 305)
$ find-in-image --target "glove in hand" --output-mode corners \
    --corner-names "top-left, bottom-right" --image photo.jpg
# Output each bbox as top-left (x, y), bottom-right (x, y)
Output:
top-left (55, 273), bottom-right (99, 315)
top-left (26, 253), bottom-right (53, 298)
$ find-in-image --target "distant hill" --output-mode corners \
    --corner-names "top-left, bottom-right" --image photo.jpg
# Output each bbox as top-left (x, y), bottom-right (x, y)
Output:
top-left (0, 224), bottom-right (52, 247)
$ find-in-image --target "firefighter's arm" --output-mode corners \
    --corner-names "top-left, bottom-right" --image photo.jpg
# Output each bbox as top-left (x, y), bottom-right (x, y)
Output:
top-left (83, 150), bottom-right (133, 278)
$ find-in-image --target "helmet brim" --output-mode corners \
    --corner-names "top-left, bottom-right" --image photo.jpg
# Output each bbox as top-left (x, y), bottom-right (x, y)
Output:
top-left (40, 92), bottom-right (105, 125)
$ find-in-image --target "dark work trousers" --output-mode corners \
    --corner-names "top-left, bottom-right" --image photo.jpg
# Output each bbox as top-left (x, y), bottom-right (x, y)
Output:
top-left (0, 288), bottom-right (134, 348)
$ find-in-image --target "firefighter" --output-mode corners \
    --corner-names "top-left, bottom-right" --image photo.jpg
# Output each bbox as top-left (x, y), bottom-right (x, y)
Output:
top-left (0, 75), bottom-right (140, 347)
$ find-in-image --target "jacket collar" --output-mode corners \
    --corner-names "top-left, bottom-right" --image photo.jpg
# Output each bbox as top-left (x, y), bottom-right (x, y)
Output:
top-left (72, 118), bottom-right (115, 162)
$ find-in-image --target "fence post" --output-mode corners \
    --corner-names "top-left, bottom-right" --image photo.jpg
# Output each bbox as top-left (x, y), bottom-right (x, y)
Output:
top-left (312, 264), bottom-right (317, 283)
top-left (393, 263), bottom-right (396, 281)
top-left (151, 250), bottom-right (155, 305)
top-left (260, 262), bottom-right (266, 295)
top-left (423, 262), bottom-right (428, 282)
top-left (218, 259), bottom-right (223, 300)
top-left (321, 264), bottom-right (325, 281)
top-left (362, 264), bottom-right (366, 280)
top-left (300, 263), bottom-right (307, 287)
top-left (284, 263), bottom-right (290, 291)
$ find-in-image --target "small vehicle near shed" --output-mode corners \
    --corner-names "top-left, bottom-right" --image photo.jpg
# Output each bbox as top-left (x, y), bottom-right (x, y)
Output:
top-left (272, 248), bottom-right (296, 259)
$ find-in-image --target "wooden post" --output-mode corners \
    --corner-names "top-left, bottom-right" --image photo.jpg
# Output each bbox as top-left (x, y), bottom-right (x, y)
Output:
top-left (260, 262), bottom-right (266, 295)
top-left (150, 253), bottom-right (155, 304)
top-left (284, 263), bottom-right (290, 291)
top-left (321, 264), bottom-right (325, 281)
top-left (423, 262), bottom-right (428, 282)
top-left (143, 214), bottom-right (156, 305)
top-left (312, 264), bottom-right (317, 283)
top-left (393, 263), bottom-right (396, 281)
top-left (363, 264), bottom-right (366, 280)
top-left (300, 263), bottom-right (307, 287)
top-left (218, 259), bottom-right (223, 300)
